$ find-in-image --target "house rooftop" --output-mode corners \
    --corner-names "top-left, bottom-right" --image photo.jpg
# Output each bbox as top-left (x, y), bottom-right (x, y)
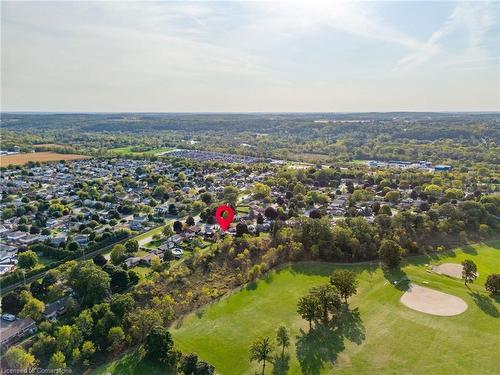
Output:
top-left (0, 317), bottom-right (36, 346)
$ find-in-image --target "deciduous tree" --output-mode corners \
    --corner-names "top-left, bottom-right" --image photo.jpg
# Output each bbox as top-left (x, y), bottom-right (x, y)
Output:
top-left (124, 239), bottom-right (139, 253)
top-left (18, 250), bottom-right (38, 270)
top-left (485, 274), bottom-right (499, 295)
top-left (110, 244), bottom-right (126, 265)
top-left (223, 186), bottom-right (239, 207)
top-left (68, 260), bottom-right (110, 307)
top-left (378, 240), bottom-right (403, 269)
top-left (1, 292), bottom-right (23, 314)
top-left (276, 325), bottom-right (290, 356)
top-left (144, 327), bottom-right (180, 369)
top-left (249, 336), bottom-right (274, 375)
top-left (19, 295), bottom-right (45, 321)
top-left (330, 269), bottom-right (358, 304)
top-left (462, 260), bottom-right (478, 287)
top-left (179, 353), bottom-right (198, 374)
top-left (4, 346), bottom-right (36, 370)
top-left (310, 284), bottom-right (341, 323)
top-left (108, 327), bottom-right (125, 351)
top-left (48, 351), bottom-right (66, 369)
top-left (253, 182), bottom-right (271, 200)
top-left (173, 220), bottom-right (183, 233)
top-left (93, 253), bottom-right (107, 267)
top-left (297, 294), bottom-right (321, 330)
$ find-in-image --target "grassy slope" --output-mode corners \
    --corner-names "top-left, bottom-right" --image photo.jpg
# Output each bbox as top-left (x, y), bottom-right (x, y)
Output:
top-left (94, 241), bottom-right (499, 375)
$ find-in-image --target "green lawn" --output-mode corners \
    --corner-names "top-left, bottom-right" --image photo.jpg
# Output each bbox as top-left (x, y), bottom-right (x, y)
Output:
top-left (93, 241), bottom-right (499, 375)
top-left (95, 350), bottom-right (165, 375)
top-left (134, 225), bottom-right (166, 242)
top-left (132, 265), bottom-right (153, 282)
top-left (109, 146), bottom-right (171, 156)
top-left (32, 255), bottom-right (57, 270)
top-left (351, 159), bottom-right (369, 165)
top-left (237, 205), bottom-right (250, 214)
top-left (144, 240), bottom-right (163, 249)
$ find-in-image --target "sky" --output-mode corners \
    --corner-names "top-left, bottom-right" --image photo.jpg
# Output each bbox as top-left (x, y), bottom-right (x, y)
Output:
top-left (1, 0), bottom-right (499, 112)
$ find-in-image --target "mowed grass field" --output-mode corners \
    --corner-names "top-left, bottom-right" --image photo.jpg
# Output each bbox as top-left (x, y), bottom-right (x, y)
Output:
top-left (109, 146), bottom-right (171, 156)
top-left (0, 151), bottom-right (90, 166)
top-left (94, 241), bottom-right (499, 375)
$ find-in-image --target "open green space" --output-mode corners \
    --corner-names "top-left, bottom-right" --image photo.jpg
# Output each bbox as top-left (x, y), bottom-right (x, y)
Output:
top-left (134, 225), bottom-right (167, 242)
top-left (132, 265), bottom-right (153, 282)
top-left (32, 255), bottom-right (58, 271)
top-left (236, 205), bottom-right (250, 214)
top-left (351, 159), bottom-right (369, 165)
top-left (144, 239), bottom-right (163, 249)
top-left (109, 146), bottom-right (171, 156)
top-left (93, 241), bottom-right (499, 375)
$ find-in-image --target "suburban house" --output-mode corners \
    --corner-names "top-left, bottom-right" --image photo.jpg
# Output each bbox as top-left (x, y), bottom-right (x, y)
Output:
top-left (124, 256), bottom-right (141, 269)
top-left (44, 298), bottom-right (69, 321)
top-left (43, 297), bottom-right (69, 321)
top-left (0, 244), bottom-right (17, 261)
top-left (130, 215), bottom-right (148, 230)
top-left (73, 234), bottom-right (89, 245)
top-left (139, 249), bottom-right (164, 265)
top-left (6, 231), bottom-right (27, 241)
top-left (49, 234), bottom-right (67, 246)
top-left (0, 225), bottom-right (9, 236)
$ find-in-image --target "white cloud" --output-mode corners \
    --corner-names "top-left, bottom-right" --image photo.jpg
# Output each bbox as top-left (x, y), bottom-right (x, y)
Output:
top-left (239, 0), bottom-right (421, 49)
top-left (395, 1), bottom-right (498, 71)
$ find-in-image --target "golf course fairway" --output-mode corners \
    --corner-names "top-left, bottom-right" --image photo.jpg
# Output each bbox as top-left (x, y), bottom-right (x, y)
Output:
top-left (94, 241), bottom-right (499, 375)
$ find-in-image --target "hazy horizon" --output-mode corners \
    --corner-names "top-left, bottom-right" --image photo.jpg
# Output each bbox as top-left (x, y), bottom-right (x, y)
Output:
top-left (2, 110), bottom-right (500, 115)
top-left (2, 1), bottom-right (499, 112)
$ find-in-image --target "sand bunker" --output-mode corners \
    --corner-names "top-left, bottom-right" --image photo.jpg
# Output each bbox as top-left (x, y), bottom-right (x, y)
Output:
top-left (400, 284), bottom-right (467, 316)
top-left (433, 263), bottom-right (463, 278)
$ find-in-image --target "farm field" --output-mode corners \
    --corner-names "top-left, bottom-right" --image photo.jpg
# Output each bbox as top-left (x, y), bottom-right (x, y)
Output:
top-left (93, 241), bottom-right (499, 375)
top-left (0, 151), bottom-right (90, 166)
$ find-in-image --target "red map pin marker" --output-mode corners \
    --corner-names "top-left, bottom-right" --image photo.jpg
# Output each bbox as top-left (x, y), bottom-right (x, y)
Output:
top-left (215, 204), bottom-right (235, 232)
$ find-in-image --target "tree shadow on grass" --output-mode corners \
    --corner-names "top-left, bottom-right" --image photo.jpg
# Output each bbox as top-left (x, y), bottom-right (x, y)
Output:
top-left (264, 273), bottom-right (275, 284)
top-left (469, 292), bottom-right (499, 318)
top-left (110, 350), bottom-right (142, 375)
top-left (271, 353), bottom-right (290, 375)
top-left (404, 254), bottom-right (432, 266)
top-left (336, 307), bottom-right (366, 345)
top-left (295, 326), bottom-right (344, 375)
top-left (382, 267), bottom-right (410, 292)
top-left (109, 348), bottom-right (174, 375)
top-left (245, 281), bottom-right (258, 291)
top-left (295, 307), bottom-right (366, 375)
top-left (461, 244), bottom-right (478, 255)
top-left (173, 316), bottom-right (185, 329)
top-left (492, 294), bottom-right (500, 304)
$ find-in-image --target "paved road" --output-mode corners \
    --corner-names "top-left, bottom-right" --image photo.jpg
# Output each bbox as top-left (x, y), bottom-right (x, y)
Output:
top-left (138, 216), bottom-right (200, 248)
